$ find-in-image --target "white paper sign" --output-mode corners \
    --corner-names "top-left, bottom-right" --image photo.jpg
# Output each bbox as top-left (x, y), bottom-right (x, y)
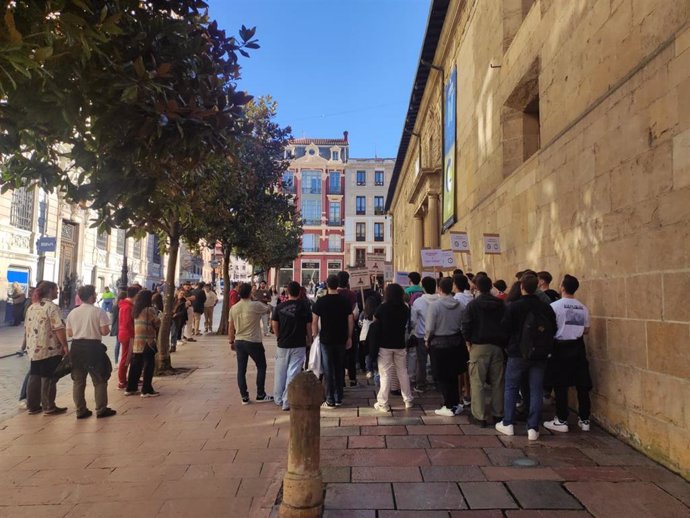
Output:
top-left (483, 234), bottom-right (501, 255)
top-left (366, 253), bottom-right (386, 274)
top-left (450, 231), bottom-right (470, 252)
top-left (440, 250), bottom-right (456, 268)
top-left (420, 249), bottom-right (444, 267)
top-left (395, 271), bottom-right (409, 286)
top-left (422, 271), bottom-right (437, 280)
top-left (383, 263), bottom-right (394, 282)
top-left (348, 268), bottom-right (370, 288)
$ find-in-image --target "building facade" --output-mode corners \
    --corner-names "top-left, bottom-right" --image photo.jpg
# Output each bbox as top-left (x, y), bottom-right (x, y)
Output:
top-left (344, 158), bottom-right (394, 267)
top-left (278, 133), bottom-right (349, 290)
top-left (388, 0), bottom-right (690, 478)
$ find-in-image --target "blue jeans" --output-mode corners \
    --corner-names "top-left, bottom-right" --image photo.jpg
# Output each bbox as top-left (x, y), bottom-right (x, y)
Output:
top-left (273, 347), bottom-right (306, 409)
top-left (235, 340), bottom-right (267, 399)
top-left (503, 357), bottom-right (546, 431)
top-left (321, 342), bottom-right (345, 404)
top-left (19, 369), bottom-right (29, 401)
top-left (170, 321), bottom-right (179, 348)
top-left (114, 337), bottom-right (121, 363)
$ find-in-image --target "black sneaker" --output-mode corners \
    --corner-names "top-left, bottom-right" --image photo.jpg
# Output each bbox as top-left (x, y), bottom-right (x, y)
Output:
top-left (76, 410), bottom-right (93, 419)
top-left (241, 396), bottom-right (250, 405)
top-left (97, 408), bottom-right (117, 418)
top-left (468, 414), bottom-right (487, 428)
top-left (44, 406), bottom-right (67, 415)
top-left (334, 401), bottom-right (343, 407)
top-left (256, 394), bottom-right (274, 403)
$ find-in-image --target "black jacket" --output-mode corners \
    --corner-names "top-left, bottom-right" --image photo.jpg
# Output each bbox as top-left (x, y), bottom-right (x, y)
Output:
top-left (501, 294), bottom-right (557, 358)
top-left (461, 294), bottom-right (508, 346)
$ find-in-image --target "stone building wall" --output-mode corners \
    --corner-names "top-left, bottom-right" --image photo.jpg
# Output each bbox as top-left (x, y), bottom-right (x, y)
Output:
top-left (390, 0), bottom-right (690, 478)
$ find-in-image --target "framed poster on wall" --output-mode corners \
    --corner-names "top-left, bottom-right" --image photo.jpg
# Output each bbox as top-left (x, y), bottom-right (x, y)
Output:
top-left (442, 66), bottom-right (457, 232)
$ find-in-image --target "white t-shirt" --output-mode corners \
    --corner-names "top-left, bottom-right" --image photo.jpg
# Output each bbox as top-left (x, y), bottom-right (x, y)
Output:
top-left (66, 303), bottom-right (110, 340)
top-left (551, 297), bottom-right (590, 340)
top-left (204, 290), bottom-right (218, 308)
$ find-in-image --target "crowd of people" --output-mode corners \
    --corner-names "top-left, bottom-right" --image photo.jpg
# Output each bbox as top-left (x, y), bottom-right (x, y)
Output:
top-left (14, 267), bottom-right (592, 440)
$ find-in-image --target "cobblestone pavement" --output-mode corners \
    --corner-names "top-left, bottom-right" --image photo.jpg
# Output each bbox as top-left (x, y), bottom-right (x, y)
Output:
top-left (0, 325), bottom-right (30, 423)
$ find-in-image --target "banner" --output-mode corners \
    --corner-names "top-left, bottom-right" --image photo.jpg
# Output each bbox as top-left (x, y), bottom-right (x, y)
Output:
top-left (366, 253), bottom-right (386, 274)
top-left (420, 249), bottom-right (444, 268)
top-left (483, 234), bottom-right (501, 255)
top-left (395, 271), bottom-right (409, 286)
top-left (440, 250), bottom-right (456, 268)
top-left (450, 231), bottom-right (470, 252)
top-left (443, 66), bottom-right (457, 231)
top-left (348, 268), bottom-right (371, 288)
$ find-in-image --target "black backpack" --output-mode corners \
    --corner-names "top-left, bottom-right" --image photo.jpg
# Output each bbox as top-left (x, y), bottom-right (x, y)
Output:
top-left (519, 307), bottom-right (555, 360)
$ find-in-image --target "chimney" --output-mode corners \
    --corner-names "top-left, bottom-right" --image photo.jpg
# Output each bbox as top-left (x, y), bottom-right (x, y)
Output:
top-left (343, 130), bottom-right (348, 142)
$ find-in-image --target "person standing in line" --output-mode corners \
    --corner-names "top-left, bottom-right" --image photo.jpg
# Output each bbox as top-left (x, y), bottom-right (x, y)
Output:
top-left (203, 284), bottom-right (218, 334)
top-left (461, 275), bottom-right (507, 428)
top-left (111, 291), bottom-right (126, 363)
top-left (537, 271), bottom-right (561, 303)
top-left (117, 285), bottom-right (140, 389)
top-left (125, 290), bottom-right (161, 397)
top-left (229, 282), bottom-right (241, 308)
top-left (453, 273), bottom-right (474, 408)
top-left (65, 285), bottom-right (116, 419)
top-left (228, 283), bottom-right (273, 404)
top-left (497, 273), bottom-right (557, 441)
top-left (272, 281), bottom-right (312, 411)
top-left (409, 276), bottom-right (439, 394)
top-left (404, 272), bottom-right (424, 305)
top-left (373, 283), bottom-right (413, 412)
top-left (10, 282), bottom-right (27, 326)
top-left (425, 277), bottom-right (467, 417)
top-left (543, 274), bottom-right (593, 433)
top-left (170, 289), bottom-right (188, 353)
top-left (311, 275), bottom-right (354, 408)
top-left (255, 280), bottom-right (273, 336)
top-left (190, 281), bottom-right (207, 336)
top-left (24, 281), bottom-right (68, 415)
top-left (336, 271), bottom-right (359, 387)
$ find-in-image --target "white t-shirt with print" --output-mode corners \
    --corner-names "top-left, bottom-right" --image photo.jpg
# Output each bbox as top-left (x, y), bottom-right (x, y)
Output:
top-left (551, 297), bottom-right (590, 340)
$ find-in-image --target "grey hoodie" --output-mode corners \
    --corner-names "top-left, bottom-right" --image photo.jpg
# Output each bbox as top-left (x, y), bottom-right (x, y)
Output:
top-left (425, 294), bottom-right (464, 341)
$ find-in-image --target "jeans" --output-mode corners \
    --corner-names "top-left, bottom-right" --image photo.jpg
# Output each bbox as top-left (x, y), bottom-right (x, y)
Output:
top-left (377, 348), bottom-right (413, 407)
top-left (503, 357), bottom-right (546, 431)
top-left (261, 313), bottom-right (270, 335)
top-left (235, 340), bottom-right (267, 399)
top-left (321, 342), bottom-right (345, 404)
top-left (126, 346), bottom-right (156, 394)
top-left (170, 321), bottom-right (179, 349)
top-left (415, 337), bottom-right (428, 388)
top-left (555, 386), bottom-right (591, 422)
top-left (406, 346), bottom-right (417, 384)
top-left (468, 344), bottom-right (505, 420)
top-left (114, 337), bottom-right (121, 363)
top-left (273, 347), bottom-right (306, 409)
top-left (19, 369), bottom-right (29, 401)
top-left (430, 347), bottom-right (462, 409)
top-left (345, 341), bottom-right (357, 382)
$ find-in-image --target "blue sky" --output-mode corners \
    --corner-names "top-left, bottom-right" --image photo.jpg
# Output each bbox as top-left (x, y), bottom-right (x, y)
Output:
top-left (206, 0), bottom-right (431, 158)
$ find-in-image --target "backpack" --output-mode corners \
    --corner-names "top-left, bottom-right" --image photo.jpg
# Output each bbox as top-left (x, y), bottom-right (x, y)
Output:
top-left (519, 307), bottom-right (555, 360)
top-left (409, 290), bottom-right (423, 307)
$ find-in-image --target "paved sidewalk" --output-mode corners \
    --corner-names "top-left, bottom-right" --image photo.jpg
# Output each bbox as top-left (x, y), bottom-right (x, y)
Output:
top-left (0, 332), bottom-right (286, 518)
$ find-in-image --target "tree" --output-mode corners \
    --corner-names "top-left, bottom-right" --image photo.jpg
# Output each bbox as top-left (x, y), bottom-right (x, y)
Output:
top-left (1, 0), bottom-right (259, 370)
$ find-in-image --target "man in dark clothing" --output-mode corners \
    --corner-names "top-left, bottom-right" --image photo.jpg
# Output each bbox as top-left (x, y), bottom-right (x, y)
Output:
top-left (496, 273), bottom-right (556, 441)
top-left (190, 282), bottom-right (206, 336)
top-left (336, 271), bottom-right (359, 387)
top-left (537, 271), bottom-right (561, 303)
top-left (272, 281), bottom-right (312, 411)
top-left (461, 275), bottom-right (507, 427)
top-left (312, 274), bottom-right (354, 408)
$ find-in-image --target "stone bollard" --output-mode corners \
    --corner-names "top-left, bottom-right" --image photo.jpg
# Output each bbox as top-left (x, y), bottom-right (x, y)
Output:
top-left (278, 371), bottom-right (324, 518)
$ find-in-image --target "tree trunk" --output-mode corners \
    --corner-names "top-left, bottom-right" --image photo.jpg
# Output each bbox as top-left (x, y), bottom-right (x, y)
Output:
top-left (156, 224), bottom-right (179, 373)
top-left (216, 246), bottom-right (231, 335)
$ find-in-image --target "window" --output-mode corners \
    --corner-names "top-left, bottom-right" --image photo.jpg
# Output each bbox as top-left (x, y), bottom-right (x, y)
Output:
top-left (328, 235), bottom-right (342, 252)
top-left (97, 231), bottom-right (108, 251)
top-left (10, 187), bottom-right (34, 231)
top-left (116, 229), bottom-right (125, 255)
top-left (375, 170), bottom-right (384, 186)
top-left (328, 171), bottom-right (341, 194)
top-left (133, 239), bottom-right (142, 259)
top-left (301, 199), bottom-right (322, 225)
top-left (301, 170), bottom-right (321, 194)
top-left (301, 261), bottom-right (320, 288)
top-left (374, 248), bottom-right (385, 255)
top-left (327, 261), bottom-right (342, 277)
top-left (282, 171), bottom-right (295, 193)
top-left (374, 223), bottom-right (384, 242)
top-left (151, 235), bottom-right (161, 264)
top-left (331, 150), bottom-right (340, 161)
top-left (356, 196), bottom-right (366, 215)
top-left (328, 201), bottom-right (341, 225)
top-left (302, 234), bottom-right (319, 252)
top-left (356, 223), bottom-right (366, 242)
top-left (374, 196), bottom-right (384, 215)
top-left (356, 170), bottom-right (366, 186)
top-left (355, 248), bottom-right (366, 267)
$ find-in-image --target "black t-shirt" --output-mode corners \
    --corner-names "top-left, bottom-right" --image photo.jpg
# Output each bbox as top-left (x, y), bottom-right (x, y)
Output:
top-left (374, 302), bottom-right (410, 349)
top-left (191, 288), bottom-right (206, 313)
top-left (312, 294), bottom-right (353, 346)
top-left (544, 289), bottom-right (561, 303)
top-left (272, 299), bottom-right (312, 348)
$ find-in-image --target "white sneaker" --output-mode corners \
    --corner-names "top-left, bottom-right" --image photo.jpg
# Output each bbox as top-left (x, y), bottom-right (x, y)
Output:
top-left (495, 421), bottom-right (514, 436)
top-left (578, 419), bottom-right (590, 432)
top-left (544, 418), bottom-right (569, 433)
top-left (17, 399), bottom-right (27, 409)
top-left (434, 406), bottom-right (454, 417)
top-left (374, 402), bottom-right (390, 413)
top-left (404, 401), bottom-right (414, 409)
top-left (528, 429), bottom-right (540, 441)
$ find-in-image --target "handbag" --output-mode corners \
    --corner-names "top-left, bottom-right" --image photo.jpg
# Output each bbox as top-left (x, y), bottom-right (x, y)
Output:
top-left (53, 355), bottom-right (72, 379)
top-left (307, 336), bottom-right (323, 378)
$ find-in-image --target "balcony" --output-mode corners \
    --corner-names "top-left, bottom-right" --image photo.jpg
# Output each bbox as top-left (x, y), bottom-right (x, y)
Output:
top-left (301, 188), bottom-right (321, 195)
top-left (374, 236), bottom-right (384, 242)
top-left (328, 186), bottom-right (342, 195)
top-left (327, 219), bottom-right (343, 226)
top-left (374, 208), bottom-right (385, 215)
top-left (375, 181), bottom-right (384, 186)
top-left (302, 218), bottom-right (321, 226)
top-left (327, 247), bottom-right (343, 253)
top-left (302, 246), bottom-right (320, 253)
top-left (356, 235), bottom-right (365, 242)
top-left (356, 210), bottom-right (366, 216)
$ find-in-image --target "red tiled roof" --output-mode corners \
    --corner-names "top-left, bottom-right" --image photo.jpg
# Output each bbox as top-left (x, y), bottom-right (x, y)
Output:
top-left (290, 138), bottom-right (347, 145)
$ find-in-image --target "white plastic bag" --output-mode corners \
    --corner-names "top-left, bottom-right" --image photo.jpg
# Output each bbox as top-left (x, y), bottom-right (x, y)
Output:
top-left (308, 336), bottom-right (322, 378)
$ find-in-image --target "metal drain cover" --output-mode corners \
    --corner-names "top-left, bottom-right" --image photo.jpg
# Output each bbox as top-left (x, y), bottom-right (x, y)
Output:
top-left (512, 457), bottom-right (539, 467)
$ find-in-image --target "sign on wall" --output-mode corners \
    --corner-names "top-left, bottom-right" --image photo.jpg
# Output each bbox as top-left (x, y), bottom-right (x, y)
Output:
top-left (420, 249), bottom-right (444, 268)
top-left (443, 66), bottom-right (457, 232)
top-left (440, 250), bottom-right (456, 268)
top-left (449, 231), bottom-right (470, 252)
top-left (483, 234), bottom-right (501, 255)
